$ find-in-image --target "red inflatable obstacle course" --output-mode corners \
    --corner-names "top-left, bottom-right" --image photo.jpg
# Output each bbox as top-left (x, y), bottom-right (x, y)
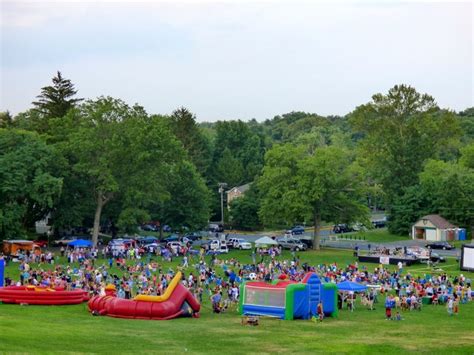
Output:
top-left (88, 272), bottom-right (201, 320)
top-left (0, 286), bottom-right (89, 305)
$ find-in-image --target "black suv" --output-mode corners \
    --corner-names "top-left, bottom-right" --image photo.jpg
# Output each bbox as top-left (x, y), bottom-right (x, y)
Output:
top-left (333, 224), bottom-right (353, 234)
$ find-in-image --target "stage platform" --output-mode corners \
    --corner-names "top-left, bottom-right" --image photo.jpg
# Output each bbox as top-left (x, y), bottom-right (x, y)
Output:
top-left (358, 255), bottom-right (420, 266)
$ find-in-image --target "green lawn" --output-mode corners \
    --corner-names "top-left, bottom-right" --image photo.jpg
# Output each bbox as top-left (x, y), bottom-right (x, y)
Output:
top-left (452, 240), bottom-right (474, 249)
top-left (337, 228), bottom-right (410, 243)
top-left (1, 249), bottom-right (473, 354)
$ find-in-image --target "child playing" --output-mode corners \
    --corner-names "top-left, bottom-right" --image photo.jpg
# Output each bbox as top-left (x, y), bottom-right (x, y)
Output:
top-left (317, 301), bottom-right (324, 322)
top-left (385, 295), bottom-right (393, 320)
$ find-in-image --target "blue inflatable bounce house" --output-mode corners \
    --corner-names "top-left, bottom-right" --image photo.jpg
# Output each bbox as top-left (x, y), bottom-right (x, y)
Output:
top-left (239, 272), bottom-right (338, 320)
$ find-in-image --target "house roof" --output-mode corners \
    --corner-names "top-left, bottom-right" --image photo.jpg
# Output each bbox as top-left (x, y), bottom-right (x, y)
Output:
top-left (228, 183), bottom-right (251, 194)
top-left (417, 214), bottom-right (457, 229)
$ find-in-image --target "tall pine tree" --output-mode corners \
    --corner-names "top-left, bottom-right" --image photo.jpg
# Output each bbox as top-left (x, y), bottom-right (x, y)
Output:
top-left (33, 71), bottom-right (83, 119)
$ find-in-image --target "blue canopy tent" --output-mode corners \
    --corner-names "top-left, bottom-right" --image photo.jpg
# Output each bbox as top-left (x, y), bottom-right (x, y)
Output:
top-left (337, 281), bottom-right (367, 292)
top-left (68, 239), bottom-right (93, 248)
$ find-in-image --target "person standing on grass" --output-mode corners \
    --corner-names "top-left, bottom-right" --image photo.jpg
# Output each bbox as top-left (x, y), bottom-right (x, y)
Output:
top-left (385, 295), bottom-right (392, 320)
top-left (211, 290), bottom-right (222, 313)
top-left (397, 261), bottom-right (403, 275)
top-left (317, 301), bottom-right (324, 322)
top-left (447, 297), bottom-right (453, 316)
top-left (453, 297), bottom-right (459, 316)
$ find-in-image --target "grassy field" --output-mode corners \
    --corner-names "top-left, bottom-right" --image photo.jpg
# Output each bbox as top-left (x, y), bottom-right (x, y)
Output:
top-left (1, 249), bottom-right (473, 354)
top-left (334, 229), bottom-right (410, 243)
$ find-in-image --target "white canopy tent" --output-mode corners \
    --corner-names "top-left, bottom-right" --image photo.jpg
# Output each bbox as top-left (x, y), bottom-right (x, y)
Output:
top-left (254, 236), bottom-right (278, 247)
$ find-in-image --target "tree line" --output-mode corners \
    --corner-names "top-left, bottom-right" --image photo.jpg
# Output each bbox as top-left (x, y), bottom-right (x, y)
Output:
top-left (1, 72), bottom-right (473, 248)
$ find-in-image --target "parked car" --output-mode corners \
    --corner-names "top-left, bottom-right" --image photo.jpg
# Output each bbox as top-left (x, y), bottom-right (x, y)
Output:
top-left (430, 252), bottom-right (446, 263)
top-left (163, 235), bottom-right (180, 243)
top-left (234, 239), bottom-right (252, 250)
top-left (33, 239), bottom-right (48, 248)
top-left (202, 239), bottom-right (220, 251)
top-left (298, 238), bottom-right (313, 249)
top-left (179, 236), bottom-right (193, 245)
top-left (162, 225), bottom-right (172, 233)
top-left (227, 238), bottom-right (240, 248)
top-left (136, 236), bottom-right (159, 246)
top-left (53, 236), bottom-right (78, 247)
top-left (167, 241), bottom-right (183, 253)
top-left (277, 238), bottom-right (306, 251)
top-left (208, 223), bottom-right (224, 233)
top-left (351, 223), bottom-right (367, 232)
top-left (140, 224), bottom-right (159, 232)
top-left (218, 244), bottom-right (229, 254)
top-left (145, 243), bottom-right (161, 254)
top-left (371, 219), bottom-right (387, 228)
top-left (290, 226), bottom-right (305, 235)
top-left (333, 224), bottom-right (353, 234)
top-left (425, 242), bottom-right (455, 250)
top-left (108, 239), bottom-right (132, 253)
top-left (183, 232), bottom-right (202, 241)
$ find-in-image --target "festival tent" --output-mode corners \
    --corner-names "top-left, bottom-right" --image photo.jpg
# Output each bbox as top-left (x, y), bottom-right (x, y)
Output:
top-left (254, 236), bottom-right (278, 247)
top-left (68, 239), bottom-right (93, 248)
top-left (336, 281), bottom-right (367, 292)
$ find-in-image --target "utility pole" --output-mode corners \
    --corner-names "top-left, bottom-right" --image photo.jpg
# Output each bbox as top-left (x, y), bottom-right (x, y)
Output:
top-left (218, 182), bottom-right (228, 226)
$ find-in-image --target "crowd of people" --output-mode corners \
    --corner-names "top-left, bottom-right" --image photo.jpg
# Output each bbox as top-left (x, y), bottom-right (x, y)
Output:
top-left (1, 242), bottom-right (472, 319)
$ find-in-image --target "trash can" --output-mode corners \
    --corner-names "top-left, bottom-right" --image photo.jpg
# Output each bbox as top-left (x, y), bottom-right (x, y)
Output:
top-left (422, 296), bottom-right (432, 305)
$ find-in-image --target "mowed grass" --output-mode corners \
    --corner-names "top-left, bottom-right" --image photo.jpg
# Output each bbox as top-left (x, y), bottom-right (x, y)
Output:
top-left (337, 228), bottom-right (410, 243)
top-left (1, 249), bottom-right (474, 354)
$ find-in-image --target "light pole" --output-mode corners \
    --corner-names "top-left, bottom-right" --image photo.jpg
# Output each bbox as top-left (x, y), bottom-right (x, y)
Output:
top-left (218, 182), bottom-right (228, 226)
top-left (46, 230), bottom-right (51, 250)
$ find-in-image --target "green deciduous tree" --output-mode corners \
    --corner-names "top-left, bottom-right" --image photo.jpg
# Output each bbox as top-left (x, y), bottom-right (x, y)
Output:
top-left (0, 129), bottom-right (63, 239)
top-left (458, 107), bottom-right (474, 143)
top-left (213, 120), bottom-right (265, 184)
top-left (350, 84), bottom-right (460, 206)
top-left (391, 154), bottom-right (474, 236)
top-left (66, 97), bottom-right (184, 246)
top-left (460, 143), bottom-right (474, 169)
top-left (389, 186), bottom-right (432, 235)
top-left (0, 111), bottom-right (13, 128)
top-left (259, 144), bottom-right (369, 249)
top-left (229, 184), bottom-right (261, 230)
top-left (156, 161), bottom-right (211, 232)
top-left (419, 159), bottom-right (474, 235)
top-left (215, 148), bottom-right (244, 188)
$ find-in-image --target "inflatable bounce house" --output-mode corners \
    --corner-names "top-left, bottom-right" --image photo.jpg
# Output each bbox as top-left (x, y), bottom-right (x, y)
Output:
top-left (88, 271), bottom-right (200, 320)
top-left (0, 286), bottom-right (89, 305)
top-left (0, 258), bottom-right (89, 306)
top-left (239, 272), bottom-right (337, 320)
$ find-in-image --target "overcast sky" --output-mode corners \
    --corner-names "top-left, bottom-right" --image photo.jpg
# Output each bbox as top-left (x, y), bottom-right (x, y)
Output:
top-left (1, 1), bottom-right (472, 121)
